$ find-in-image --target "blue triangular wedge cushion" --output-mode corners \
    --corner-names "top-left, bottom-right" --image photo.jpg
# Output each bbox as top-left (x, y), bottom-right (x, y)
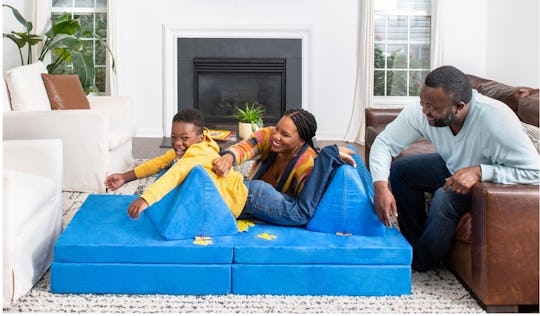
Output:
top-left (145, 165), bottom-right (238, 240)
top-left (306, 145), bottom-right (385, 236)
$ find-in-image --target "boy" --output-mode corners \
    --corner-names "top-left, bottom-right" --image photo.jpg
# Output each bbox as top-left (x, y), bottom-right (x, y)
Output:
top-left (105, 109), bottom-right (248, 219)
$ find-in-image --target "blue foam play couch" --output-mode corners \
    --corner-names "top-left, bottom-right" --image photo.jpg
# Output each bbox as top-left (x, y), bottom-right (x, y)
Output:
top-left (51, 146), bottom-right (412, 296)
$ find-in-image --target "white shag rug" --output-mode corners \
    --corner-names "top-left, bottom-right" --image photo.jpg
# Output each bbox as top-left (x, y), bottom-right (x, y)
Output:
top-left (3, 161), bottom-right (485, 314)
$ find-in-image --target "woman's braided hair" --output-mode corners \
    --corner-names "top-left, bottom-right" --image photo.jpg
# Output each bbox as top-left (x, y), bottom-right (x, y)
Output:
top-left (283, 108), bottom-right (317, 149)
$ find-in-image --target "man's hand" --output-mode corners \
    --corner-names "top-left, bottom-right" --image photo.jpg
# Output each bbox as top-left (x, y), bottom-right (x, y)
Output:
top-left (212, 153), bottom-right (234, 177)
top-left (373, 181), bottom-right (398, 228)
top-left (128, 197), bottom-right (149, 219)
top-left (338, 146), bottom-right (357, 168)
top-left (443, 165), bottom-right (481, 195)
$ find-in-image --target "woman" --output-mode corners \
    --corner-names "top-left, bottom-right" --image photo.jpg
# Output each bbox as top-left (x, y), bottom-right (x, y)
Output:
top-left (213, 108), bottom-right (355, 225)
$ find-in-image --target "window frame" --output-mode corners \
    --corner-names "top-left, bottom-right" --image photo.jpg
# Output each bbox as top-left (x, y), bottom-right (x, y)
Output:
top-left (50, 0), bottom-right (109, 94)
top-left (372, 1), bottom-right (432, 108)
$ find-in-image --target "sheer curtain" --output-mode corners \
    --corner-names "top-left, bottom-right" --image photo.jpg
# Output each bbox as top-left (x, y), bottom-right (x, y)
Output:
top-left (430, 0), bottom-right (445, 69)
top-left (32, 0), bottom-right (52, 63)
top-left (344, 0), bottom-right (374, 144)
top-left (107, 0), bottom-right (119, 95)
top-left (344, 0), bottom-right (444, 144)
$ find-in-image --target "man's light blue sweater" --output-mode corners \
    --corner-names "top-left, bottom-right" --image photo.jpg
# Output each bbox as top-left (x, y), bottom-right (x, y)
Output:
top-left (369, 90), bottom-right (540, 185)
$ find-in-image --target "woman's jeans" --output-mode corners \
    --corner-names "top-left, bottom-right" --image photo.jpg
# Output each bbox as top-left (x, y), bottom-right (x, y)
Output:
top-left (240, 145), bottom-right (345, 226)
top-left (390, 153), bottom-right (472, 271)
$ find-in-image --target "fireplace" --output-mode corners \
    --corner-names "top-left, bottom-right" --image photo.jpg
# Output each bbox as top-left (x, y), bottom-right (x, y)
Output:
top-left (177, 37), bottom-right (302, 127)
top-left (194, 58), bottom-right (286, 125)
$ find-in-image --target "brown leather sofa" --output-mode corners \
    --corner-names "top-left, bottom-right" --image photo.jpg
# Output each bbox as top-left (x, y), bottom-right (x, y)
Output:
top-left (364, 75), bottom-right (539, 312)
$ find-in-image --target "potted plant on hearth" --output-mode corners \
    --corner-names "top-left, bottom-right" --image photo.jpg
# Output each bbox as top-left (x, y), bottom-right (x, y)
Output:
top-left (235, 101), bottom-right (264, 139)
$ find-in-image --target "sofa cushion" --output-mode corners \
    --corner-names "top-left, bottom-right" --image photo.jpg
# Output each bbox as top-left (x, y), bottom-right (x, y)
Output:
top-left (145, 166), bottom-right (239, 240)
top-left (41, 74), bottom-right (90, 110)
top-left (522, 122), bottom-right (540, 153)
top-left (474, 81), bottom-right (522, 112)
top-left (517, 88), bottom-right (539, 126)
top-left (396, 138), bottom-right (436, 158)
top-left (4, 61), bottom-right (50, 111)
top-left (108, 123), bottom-right (137, 151)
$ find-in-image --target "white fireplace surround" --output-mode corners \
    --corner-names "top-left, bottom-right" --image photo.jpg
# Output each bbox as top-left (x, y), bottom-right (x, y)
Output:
top-left (162, 24), bottom-right (314, 136)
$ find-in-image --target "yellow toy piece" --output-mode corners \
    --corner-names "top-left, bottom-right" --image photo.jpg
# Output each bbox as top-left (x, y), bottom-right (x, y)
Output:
top-left (193, 236), bottom-right (213, 246)
top-left (257, 232), bottom-right (277, 240)
top-left (237, 220), bottom-right (255, 232)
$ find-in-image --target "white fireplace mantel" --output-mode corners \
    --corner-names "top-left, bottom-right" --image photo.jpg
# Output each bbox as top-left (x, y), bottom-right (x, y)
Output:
top-left (162, 24), bottom-right (314, 136)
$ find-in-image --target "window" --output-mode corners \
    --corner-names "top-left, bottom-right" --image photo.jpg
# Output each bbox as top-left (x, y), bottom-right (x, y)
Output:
top-left (374, 0), bottom-right (431, 97)
top-left (51, 0), bottom-right (108, 93)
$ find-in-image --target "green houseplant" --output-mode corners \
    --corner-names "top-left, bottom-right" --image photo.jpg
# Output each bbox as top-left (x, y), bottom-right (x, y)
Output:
top-left (235, 101), bottom-right (264, 139)
top-left (3, 4), bottom-right (114, 93)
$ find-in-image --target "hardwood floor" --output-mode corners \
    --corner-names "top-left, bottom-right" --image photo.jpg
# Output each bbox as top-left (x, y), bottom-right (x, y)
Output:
top-left (133, 137), bottom-right (366, 162)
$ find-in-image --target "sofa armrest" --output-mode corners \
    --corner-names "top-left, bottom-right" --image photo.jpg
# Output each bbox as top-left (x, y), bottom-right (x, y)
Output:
top-left (88, 96), bottom-right (133, 124)
top-left (364, 108), bottom-right (402, 165)
top-left (3, 110), bottom-right (109, 192)
top-left (3, 139), bottom-right (63, 192)
top-left (470, 181), bottom-right (539, 305)
top-left (365, 108), bottom-right (402, 131)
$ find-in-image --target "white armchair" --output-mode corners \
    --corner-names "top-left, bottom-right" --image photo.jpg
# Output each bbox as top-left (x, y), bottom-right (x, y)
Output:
top-left (3, 139), bottom-right (64, 307)
top-left (3, 61), bottom-right (137, 193)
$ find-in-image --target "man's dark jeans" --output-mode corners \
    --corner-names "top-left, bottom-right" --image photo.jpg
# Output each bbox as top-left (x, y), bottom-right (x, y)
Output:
top-left (390, 153), bottom-right (471, 271)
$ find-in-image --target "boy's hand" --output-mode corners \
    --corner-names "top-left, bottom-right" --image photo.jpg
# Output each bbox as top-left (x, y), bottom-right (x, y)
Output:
top-left (105, 170), bottom-right (136, 191)
top-left (128, 198), bottom-right (149, 219)
top-left (212, 153), bottom-right (234, 177)
top-left (104, 173), bottom-right (126, 191)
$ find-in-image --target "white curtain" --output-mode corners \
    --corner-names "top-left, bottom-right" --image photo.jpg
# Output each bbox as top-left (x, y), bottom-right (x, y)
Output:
top-left (107, 0), bottom-right (119, 96)
top-left (32, 0), bottom-right (52, 63)
top-left (430, 0), bottom-right (445, 69)
top-left (344, 0), bottom-right (374, 144)
top-left (344, 0), bottom-right (443, 143)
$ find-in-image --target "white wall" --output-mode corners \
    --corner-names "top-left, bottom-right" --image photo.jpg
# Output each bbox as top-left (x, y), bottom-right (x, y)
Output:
top-left (442, 0), bottom-right (488, 77)
top-left (114, 0), bottom-right (360, 139)
top-left (3, 0), bottom-right (539, 140)
top-left (2, 0), bottom-right (31, 72)
top-left (486, 0), bottom-right (539, 87)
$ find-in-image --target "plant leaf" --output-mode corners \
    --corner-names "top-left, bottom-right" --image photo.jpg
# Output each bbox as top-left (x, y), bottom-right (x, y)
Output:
top-left (16, 33), bottom-right (42, 45)
top-left (3, 4), bottom-right (32, 32)
top-left (3, 33), bottom-right (26, 48)
top-left (71, 52), bottom-right (95, 93)
top-left (52, 18), bottom-right (81, 35)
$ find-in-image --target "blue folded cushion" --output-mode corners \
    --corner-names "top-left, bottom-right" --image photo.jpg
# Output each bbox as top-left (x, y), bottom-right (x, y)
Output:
top-left (145, 165), bottom-right (238, 240)
top-left (306, 145), bottom-right (385, 236)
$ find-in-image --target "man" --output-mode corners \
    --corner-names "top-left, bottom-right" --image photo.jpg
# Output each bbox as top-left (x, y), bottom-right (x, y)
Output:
top-left (369, 65), bottom-right (540, 271)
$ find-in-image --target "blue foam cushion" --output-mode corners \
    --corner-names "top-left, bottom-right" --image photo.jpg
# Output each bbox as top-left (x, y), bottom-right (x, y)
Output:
top-left (145, 165), bottom-right (238, 240)
top-left (232, 222), bottom-right (411, 296)
top-left (232, 264), bottom-right (411, 296)
top-left (306, 145), bottom-right (384, 236)
top-left (233, 222), bottom-right (411, 265)
top-left (54, 195), bottom-right (234, 264)
top-left (51, 262), bottom-right (231, 295)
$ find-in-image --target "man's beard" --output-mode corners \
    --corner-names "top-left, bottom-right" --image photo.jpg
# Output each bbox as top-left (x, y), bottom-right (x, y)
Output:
top-left (431, 111), bottom-right (458, 127)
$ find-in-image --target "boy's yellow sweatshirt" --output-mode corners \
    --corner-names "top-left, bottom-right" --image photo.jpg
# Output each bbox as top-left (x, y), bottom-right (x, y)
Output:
top-left (133, 130), bottom-right (248, 218)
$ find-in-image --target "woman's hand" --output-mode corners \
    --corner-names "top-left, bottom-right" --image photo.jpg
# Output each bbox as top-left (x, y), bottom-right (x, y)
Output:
top-left (338, 146), bottom-right (357, 168)
top-left (212, 153), bottom-right (234, 177)
top-left (128, 198), bottom-right (149, 219)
